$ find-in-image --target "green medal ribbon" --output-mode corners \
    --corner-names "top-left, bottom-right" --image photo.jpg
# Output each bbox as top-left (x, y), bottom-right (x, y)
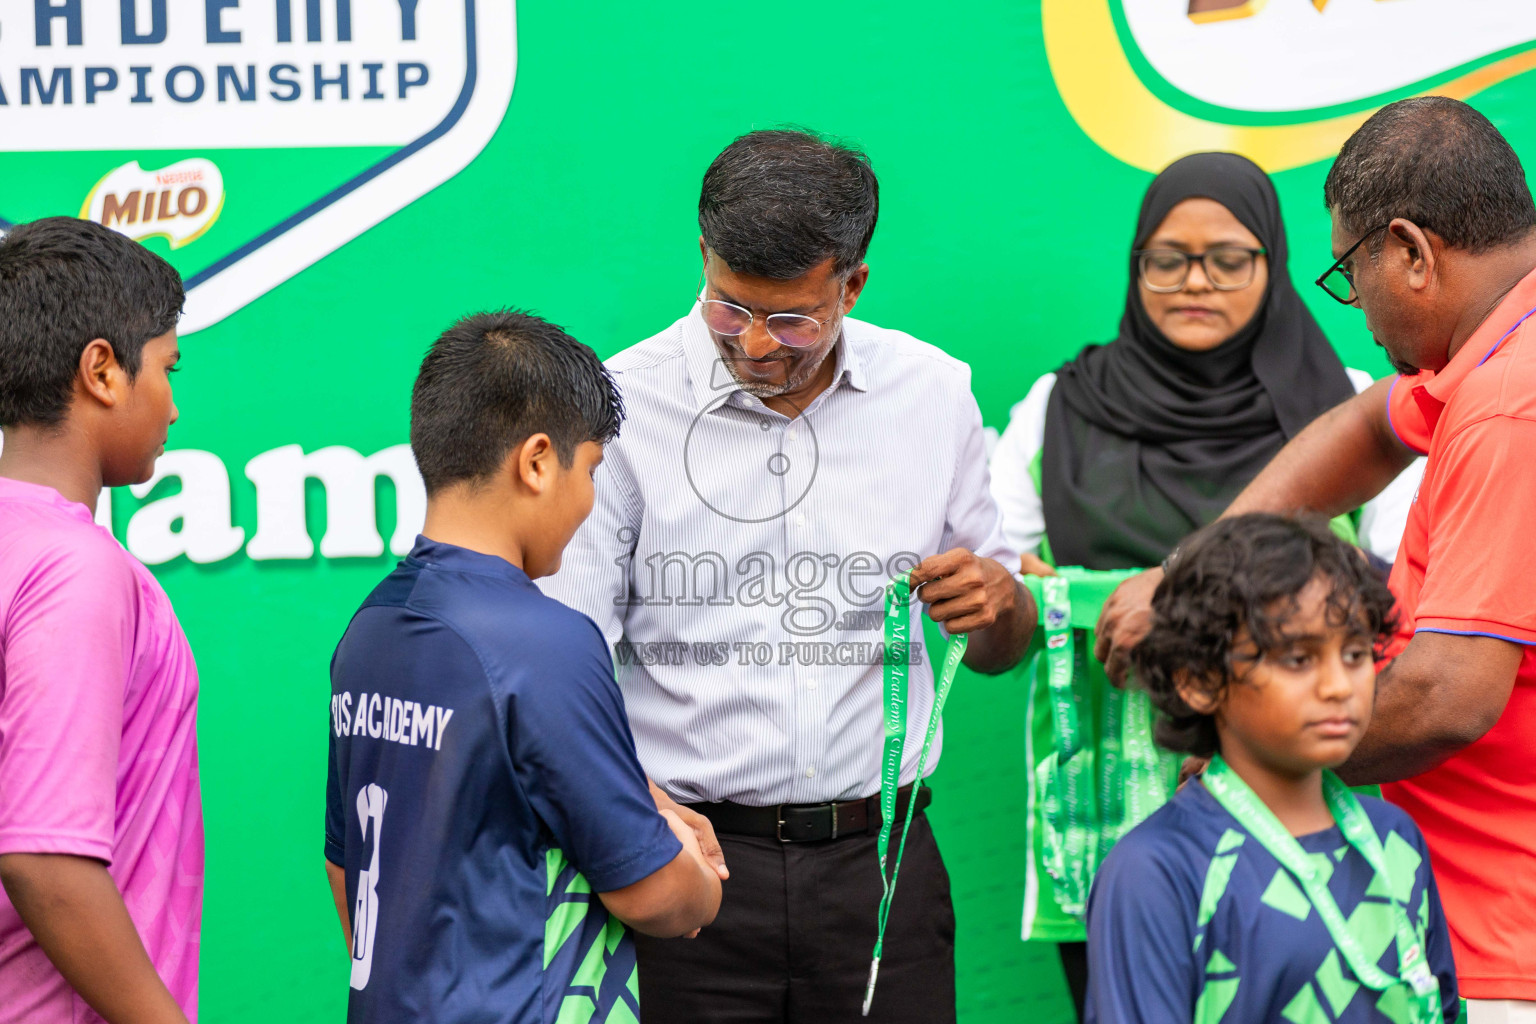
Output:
top-left (1203, 756), bottom-right (1441, 1024)
top-left (1120, 689), bottom-right (1164, 826)
top-left (1036, 574), bottom-right (1095, 918)
top-left (863, 573), bottom-right (968, 1017)
top-left (1022, 567), bottom-right (1180, 925)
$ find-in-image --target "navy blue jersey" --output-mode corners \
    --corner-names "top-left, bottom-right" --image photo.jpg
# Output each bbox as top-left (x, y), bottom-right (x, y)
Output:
top-left (325, 538), bottom-right (681, 1024)
top-left (1086, 779), bottom-right (1458, 1024)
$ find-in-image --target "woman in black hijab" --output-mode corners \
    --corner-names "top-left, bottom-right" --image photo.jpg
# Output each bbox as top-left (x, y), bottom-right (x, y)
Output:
top-left (1015, 151), bottom-right (1357, 570)
top-left (991, 152), bottom-right (1421, 1018)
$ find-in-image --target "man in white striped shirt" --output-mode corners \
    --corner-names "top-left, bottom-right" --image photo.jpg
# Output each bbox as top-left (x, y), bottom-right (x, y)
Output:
top-left (543, 129), bottom-right (1034, 1022)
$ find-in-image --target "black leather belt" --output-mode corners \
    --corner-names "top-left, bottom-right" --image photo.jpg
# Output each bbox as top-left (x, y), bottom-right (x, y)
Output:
top-left (686, 784), bottom-right (932, 842)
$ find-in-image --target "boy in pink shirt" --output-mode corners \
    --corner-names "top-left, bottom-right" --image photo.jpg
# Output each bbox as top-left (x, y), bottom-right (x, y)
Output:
top-left (0, 217), bottom-right (201, 1024)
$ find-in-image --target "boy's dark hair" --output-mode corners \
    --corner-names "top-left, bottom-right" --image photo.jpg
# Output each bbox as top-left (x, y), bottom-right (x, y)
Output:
top-left (699, 128), bottom-right (879, 279)
top-left (409, 310), bottom-right (624, 495)
top-left (1131, 514), bottom-right (1397, 758)
top-left (1324, 97), bottom-right (1536, 253)
top-left (0, 217), bottom-right (185, 428)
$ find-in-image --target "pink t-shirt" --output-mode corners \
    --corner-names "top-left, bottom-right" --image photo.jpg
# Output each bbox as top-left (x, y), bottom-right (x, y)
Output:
top-left (0, 477), bottom-right (202, 1022)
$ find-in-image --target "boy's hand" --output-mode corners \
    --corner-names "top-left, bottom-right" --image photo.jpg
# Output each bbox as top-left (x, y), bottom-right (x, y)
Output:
top-left (659, 810), bottom-right (723, 938)
top-left (648, 779), bottom-right (728, 880)
top-left (325, 860), bottom-right (351, 951)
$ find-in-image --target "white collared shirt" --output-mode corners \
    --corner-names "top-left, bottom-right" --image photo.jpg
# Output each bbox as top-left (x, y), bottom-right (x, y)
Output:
top-left (541, 306), bottom-right (1016, 806)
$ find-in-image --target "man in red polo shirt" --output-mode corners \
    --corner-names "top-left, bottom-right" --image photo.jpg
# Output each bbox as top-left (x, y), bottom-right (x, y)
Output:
top-left (1097, 97), bottom-right (1536, 1020)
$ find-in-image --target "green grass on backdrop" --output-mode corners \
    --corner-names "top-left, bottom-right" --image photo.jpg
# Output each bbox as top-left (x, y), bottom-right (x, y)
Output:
top-left (5, 2), bottom-right (1536, 1021)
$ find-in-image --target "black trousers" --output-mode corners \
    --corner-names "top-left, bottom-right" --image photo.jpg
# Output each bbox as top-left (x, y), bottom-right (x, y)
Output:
top-left (1058, 940), bottom-right (1088, 1022)
top-left (633, 811), bottom-right (956, 1023)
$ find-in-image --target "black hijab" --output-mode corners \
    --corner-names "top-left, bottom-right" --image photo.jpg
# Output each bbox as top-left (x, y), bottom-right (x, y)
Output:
top-left (1039, 152), bottom-right (1353, 570)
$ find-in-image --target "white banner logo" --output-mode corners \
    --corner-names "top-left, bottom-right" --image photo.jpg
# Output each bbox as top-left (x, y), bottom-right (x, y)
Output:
top-left (0, 1), bottom-right (518, 333)
top-left (1126, 0), bottom-right (1536, 113)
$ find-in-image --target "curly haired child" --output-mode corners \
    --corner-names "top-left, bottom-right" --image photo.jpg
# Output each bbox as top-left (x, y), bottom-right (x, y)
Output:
top-left (1086, 513), bottom-right (1458, 1024)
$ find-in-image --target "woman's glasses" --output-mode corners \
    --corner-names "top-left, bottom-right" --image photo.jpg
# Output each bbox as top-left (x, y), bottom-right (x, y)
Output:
top-left (1135, 246), bottom-right (1266, 293)
top-left (697, 272), bottom-right (843, 349)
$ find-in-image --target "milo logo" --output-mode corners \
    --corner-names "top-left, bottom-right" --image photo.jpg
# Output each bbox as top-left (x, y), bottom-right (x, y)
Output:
top-left (83, 160), bottom-right (225, 249)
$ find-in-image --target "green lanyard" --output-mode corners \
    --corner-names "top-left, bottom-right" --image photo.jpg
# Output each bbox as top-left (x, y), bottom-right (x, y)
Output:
top-left (1036, 574), bottom-right (1094, 917)
top-left (863, 573), bottom-right (968, 1017)
top-left (1025, 568), bottom-right (1180, 921)
top-left (1203, 756), bottom-right (1440, 1023)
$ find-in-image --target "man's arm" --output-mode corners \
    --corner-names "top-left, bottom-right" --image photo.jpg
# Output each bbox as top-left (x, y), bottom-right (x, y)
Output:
top-left (919, 387), bottom-right (1037, 674)
top-left (1340, 631), bottom-right (1523, 785)
top-left (325, 859), bottom-right (351, 951)
top-left (1337, 413), bottom-right (1536, 780)
top-left (1096, 379), bottom-right (1416, 681)
top-left (0, 854), bottom-right (189, 1024)
top-left (910, 549), bottom-right (1035, 675)
top-left (1224, 377), bottom-right (1417, 519)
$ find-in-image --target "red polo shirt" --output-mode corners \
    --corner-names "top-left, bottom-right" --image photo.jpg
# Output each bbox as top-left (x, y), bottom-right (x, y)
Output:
top-left (1381, 266), bottom-right (1536, 1000)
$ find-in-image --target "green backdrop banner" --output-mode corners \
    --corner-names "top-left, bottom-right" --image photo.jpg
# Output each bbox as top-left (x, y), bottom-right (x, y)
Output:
top-left (3, 1), bottom-right (1534, 1020)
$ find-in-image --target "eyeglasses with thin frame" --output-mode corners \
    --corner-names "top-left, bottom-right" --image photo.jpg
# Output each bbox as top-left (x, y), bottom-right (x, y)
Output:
top-left (1315, 224), bottom-right (1390, 306)
top-left (1134, 246), bottom-right (1267, 293)
top-left (696, 269), bottom-right (843, 349)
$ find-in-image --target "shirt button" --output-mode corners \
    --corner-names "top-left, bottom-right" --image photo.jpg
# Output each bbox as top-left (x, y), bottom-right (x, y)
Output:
top-left (805, 766), bottom-right (816, 778)
top-left (788, 429), bottom-right (798, 442)
top-left (806, 678), bottom-right (819, 690)
top-left (795, 513), bottom-right (806, 528)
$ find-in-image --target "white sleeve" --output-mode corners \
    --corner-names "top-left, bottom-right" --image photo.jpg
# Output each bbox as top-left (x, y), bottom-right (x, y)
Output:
top-left (1345, 367), bottom-right (1425, 564)
top-left (988, 374), bottom-right (1055, 561)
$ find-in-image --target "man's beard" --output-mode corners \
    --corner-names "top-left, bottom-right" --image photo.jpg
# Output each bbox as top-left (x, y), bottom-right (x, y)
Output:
top-left (723, 319), bottom-right (842, 398)
top-left (726, 357), bottom-right (822, 398)
top-left (1376, 337), bottom-right (1420, 376)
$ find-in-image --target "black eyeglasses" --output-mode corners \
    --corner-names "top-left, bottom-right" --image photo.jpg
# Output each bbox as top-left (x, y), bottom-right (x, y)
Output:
top-left (1315, 224), bottom-right (1389, 305)
top-left (1134, 247), bottom-right (1266, 293)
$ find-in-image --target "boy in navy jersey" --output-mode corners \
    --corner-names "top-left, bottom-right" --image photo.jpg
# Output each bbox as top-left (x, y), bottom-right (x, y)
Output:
top-left (1087, 514), bottom-right (1458, 1024)
top-left (324, 311), bottom-right (722, 1024)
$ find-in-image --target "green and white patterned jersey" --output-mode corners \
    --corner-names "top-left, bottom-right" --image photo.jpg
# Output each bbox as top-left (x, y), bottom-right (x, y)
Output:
top-left (544, 850), bottom-right (640, 1024)
top-left (1084, 779), bottom-right (1458, 1023)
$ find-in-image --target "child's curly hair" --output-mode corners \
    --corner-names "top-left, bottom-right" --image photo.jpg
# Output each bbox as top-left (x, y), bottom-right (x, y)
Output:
top-left (1131, 513), bottom-right (1398, 757)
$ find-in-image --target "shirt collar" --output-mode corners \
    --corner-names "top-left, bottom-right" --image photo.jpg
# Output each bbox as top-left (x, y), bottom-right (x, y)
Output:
top-left (407, 535), bottom-right (534, 586)
top-left (680, 304), bottom-right (869, 415)
top-left (1413, 264), bottom-right (1536, 416)
top-left (0, 476), bottom-right (97, 524)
